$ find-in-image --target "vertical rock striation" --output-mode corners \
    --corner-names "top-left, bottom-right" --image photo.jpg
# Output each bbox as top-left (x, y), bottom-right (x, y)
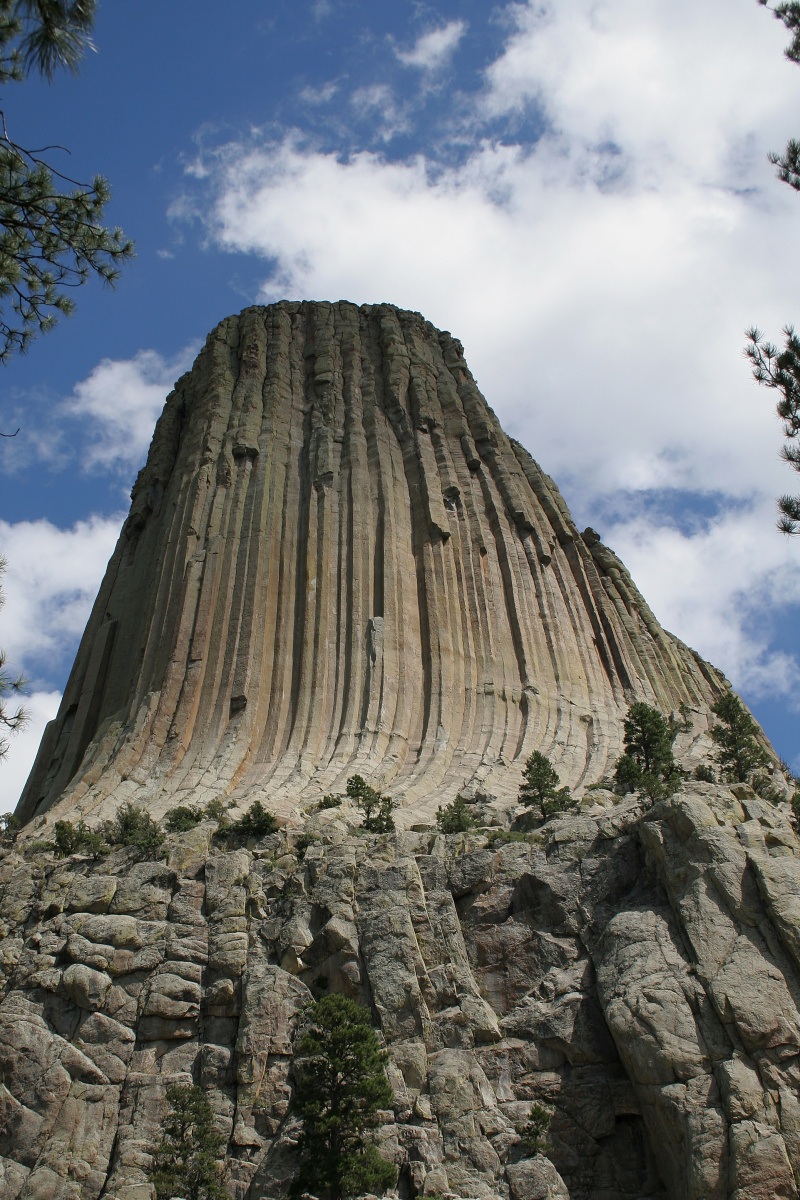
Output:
top-left (17, 301), bottom-right (725, 826)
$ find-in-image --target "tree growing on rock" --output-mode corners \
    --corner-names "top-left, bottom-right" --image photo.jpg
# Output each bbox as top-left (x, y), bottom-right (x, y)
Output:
top-left (226, 799), bottom-right (278, 839)
top-left (518, 751), bottom-right (576, 821)
top-left (614, 703), bottom-right (680, 800)
top-left (515, 1101), bottom-right (553, 1157)
top-left (150, 1083), bottom-right (226, 1200)
top-left (710, 693), bottom-right (771, 783)
top-left (53, 818), bottom-right (106, 858)
top-left (103, 802), bottom-right (164, 856)
top-left (290, 994), bottom-right (397, 1200)
top-left (346, 775), bottom-right (395, 834)
top-left (436, 794), bottom-right (475, 833)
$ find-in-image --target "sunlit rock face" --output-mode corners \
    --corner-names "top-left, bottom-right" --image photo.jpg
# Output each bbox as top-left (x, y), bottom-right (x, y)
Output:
top-left (18, 301), bottom-right (725, 827)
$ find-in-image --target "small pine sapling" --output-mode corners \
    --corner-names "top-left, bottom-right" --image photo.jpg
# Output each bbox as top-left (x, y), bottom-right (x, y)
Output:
top-left (150, 1084), bottom-right (226, 1200)
top-left (515, 1101), bottom-right (553, 1157)
top-left (693, 764), bottom-right (715, 783)
top-left (436, 794), bottom-right (475, 833)
top-left (319, 793), bottom-right (343, 810)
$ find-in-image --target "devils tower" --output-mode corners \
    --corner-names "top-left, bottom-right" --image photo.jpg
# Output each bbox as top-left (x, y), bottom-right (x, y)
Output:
top-left (4, 302), bottom-right (799, 1200)
top-left (18, 301), bottom-right (725, 827)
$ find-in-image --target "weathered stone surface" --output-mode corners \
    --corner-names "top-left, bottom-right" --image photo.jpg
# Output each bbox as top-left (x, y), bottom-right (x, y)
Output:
top-left (0, 783), bottom-right (796, 1199)
top-left (5, 303), bottom-right (795, 1200)
top-left (16, 301), bottom-right (728, 829)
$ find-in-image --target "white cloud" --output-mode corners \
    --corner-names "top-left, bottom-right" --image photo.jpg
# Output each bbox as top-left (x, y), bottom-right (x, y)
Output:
top-left (0, 515), bottom-right (123, 672)
top-left (0, 690), bottom-right (61, 813)
top-left (395, 20), bottom-right (467, 72)
top-left (66, 346), bottom-right (196, 472)
top-left (602, 498), bottom-right (800, 706)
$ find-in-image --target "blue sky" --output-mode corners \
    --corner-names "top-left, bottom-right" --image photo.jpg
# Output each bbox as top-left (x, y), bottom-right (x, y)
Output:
top-left (2, 0), bottom-right (800, 805)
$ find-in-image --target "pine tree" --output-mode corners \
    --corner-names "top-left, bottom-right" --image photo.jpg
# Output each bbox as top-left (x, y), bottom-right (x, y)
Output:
top-left (0, 557), bottom-right (25, 761)
top-left (346, 775), bottom-right (395, 833)
top-left (614, 702), bottom-right (680, 799)
top-left (290, 994), bottom-right (397, 1200)
top-left (710, 692), bottom-right (771, 782)
top-left (436, 794), bottom-right (475, 833)
top-left (150, 1084), bottom-right (226, 1200)
top-left (0, 1), bottom-right (133, 362)
top-left (747, 2), bottom-right (800, 530)
top-left (226, 799), bottom-right (278, 839)
top-left (518, 751), bottom-right (576, 819)
top-left (103, 802), bottom-right (164, 856)
top-left (515, 1102), bottom-right (552, 1157)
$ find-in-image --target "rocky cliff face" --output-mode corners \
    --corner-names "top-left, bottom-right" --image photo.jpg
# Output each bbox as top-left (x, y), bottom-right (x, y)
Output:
top-left (6, 301), bottom-right (795, 1200)
top-left (18, 301), bottom-right (725, 828)
top-left (1, 784), bottom-right (800, 1200)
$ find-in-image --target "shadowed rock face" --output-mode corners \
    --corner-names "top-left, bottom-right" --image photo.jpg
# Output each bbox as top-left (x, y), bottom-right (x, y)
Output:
top-left (17, 301), bottom-right (725, 826)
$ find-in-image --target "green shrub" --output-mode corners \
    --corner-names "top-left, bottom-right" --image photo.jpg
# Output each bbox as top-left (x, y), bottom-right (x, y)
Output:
top-left (104, 803), bottom-right (164, 855)
top-left (346, 775), bottom-right (395, 834)
top-left (226, 799), bottom-right (278, 839)
top-left (436, 795), bottom-right (475, 833)
top-left (693, 764), bottom-right (715, 783)
top-left (319, 793), bottom-right (342, 810)
top-left (0, 814), bottom-right (19, 844)
top-left (53, 818), bottom-right (107, 859)
top-left (164, 804), bottom-right (204, 833)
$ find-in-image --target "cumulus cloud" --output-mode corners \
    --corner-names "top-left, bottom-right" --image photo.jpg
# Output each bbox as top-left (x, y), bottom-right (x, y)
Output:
top-left (1, 690), bottom-right (61, 812)
top-left (603, 497), bottom-right (800, 706)
top-left (395, 20), bottom-right (467, 72)
top-left (66, 346), bottom-right (197, 472)
top-left (0, 515), bottom-right (123, 672)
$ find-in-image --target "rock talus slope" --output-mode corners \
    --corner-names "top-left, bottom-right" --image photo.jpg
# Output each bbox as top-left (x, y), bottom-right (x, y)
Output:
top-left (0, 785), bottom-right (799, 1200)
top-left (18, 301), bottom-right (725, 827)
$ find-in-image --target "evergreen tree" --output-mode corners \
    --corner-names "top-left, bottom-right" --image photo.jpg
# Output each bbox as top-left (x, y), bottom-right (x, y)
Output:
top-left (746, 3), bottom-right (800, 530)
top-left (226, 799), bottom-right (278, 839)
top-left (0, 0), bottom-right (133, 362)
top-left (165, 804), bottom-right (205, 833)
top-left (150, 1084), bottom-right (226, 1200)
top-left (103, 802), bottom-right (164, 855)
top-left (614, 702), bottom-right (680, 799)
top-left (346, 775), bottom-right (395, 833)
top-left (518, 751), bottom-right (576, 819)
top-left (436, 794), bottom-right (475, 834)
top-left (290, 994), bottom-right (397, 1200)
top-left (710, 692), bottom-right (771, 782)
top-left (53, 817), bottom-right (106, 858)
top-left (515, 1102), bottom-right (552, 1157)
top-left (0, 557), bottom-right (25, 761)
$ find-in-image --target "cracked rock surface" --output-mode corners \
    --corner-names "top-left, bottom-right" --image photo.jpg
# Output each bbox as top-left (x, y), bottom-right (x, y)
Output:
top-left (0, 782), bottom-right (799, 1200)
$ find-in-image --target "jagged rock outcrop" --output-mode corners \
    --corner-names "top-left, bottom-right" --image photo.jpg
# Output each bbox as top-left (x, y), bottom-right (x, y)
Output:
top-left (17, 301), bottom-right (727, 828)
top-left (1, 784), bottom-right (799, 1200)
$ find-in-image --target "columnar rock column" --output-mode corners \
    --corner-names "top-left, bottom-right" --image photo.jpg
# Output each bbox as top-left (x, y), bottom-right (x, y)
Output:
top-left (17, 301), bottom-right (725, 825)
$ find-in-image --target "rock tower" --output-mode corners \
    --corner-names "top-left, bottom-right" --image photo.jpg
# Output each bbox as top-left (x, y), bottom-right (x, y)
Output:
top-left (18, 301), bottom-right (724, 827)
top-left (4, 302), bottom-right (797, 1200)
